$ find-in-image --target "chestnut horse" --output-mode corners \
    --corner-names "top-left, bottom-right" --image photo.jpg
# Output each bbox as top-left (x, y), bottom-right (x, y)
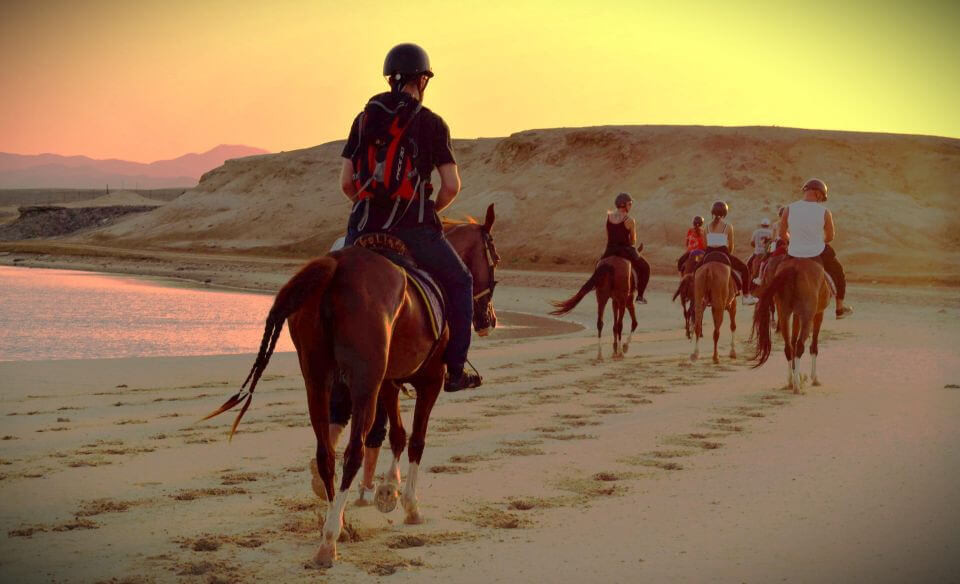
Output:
top-left (690, 260), bottom-right (738, 363)
top-left (203, 205), bottom-right (499, 566)
top-left (751, 257), bottom-right (829, 393)
top-left (550, 256), bottom-right (637, 360)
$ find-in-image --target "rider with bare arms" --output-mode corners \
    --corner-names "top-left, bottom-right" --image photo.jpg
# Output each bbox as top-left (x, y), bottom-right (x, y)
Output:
top-left (780, 178), bottom-right (853, 319)
top-left (602, 192), bottom-right (650, 304)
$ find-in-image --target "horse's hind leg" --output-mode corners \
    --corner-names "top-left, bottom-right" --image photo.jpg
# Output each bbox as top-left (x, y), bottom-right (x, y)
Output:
top-left (711, 304), bottom-right (723, 364)
top-left (403, 369), bottom-right (444, 525)
top-left (316, 358), bottom-right (386, 566)
top-left (612, 302), bottom-right (625, 360)
top-left (623, 301), bottom-right (638, 354)
top-left (810, 311), bottom-right (824, 386)
top-left (596, 295), bottom-right (609, 361)
top-left (374, 381), bottom-right (404, 513)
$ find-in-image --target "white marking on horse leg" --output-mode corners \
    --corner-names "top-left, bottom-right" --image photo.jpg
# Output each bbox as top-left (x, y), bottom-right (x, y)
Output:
top-left (729, 328), bottom-right (737, 359)
top-left (315, 489), bottom-right (349, 566)
top-left (402, 462), bottom-right (423, 524)
top-left (811, 354), bottom-right (820, 386)
top-left (786, 359), bottom-right (793, 389)
top-left (375, 457), bottom-right (402, 513)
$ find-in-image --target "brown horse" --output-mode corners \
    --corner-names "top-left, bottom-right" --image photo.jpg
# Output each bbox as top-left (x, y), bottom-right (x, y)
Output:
top-left (550, 256), bottom-right (637, 360)
top-left (203, 205), bottom-right (499, 566)
top-left (690, 260), bottom-right (738, 363)
top-left (751, 257), bottom-right (829, 393)
top-left (673, 251), bottom-right (705, 339)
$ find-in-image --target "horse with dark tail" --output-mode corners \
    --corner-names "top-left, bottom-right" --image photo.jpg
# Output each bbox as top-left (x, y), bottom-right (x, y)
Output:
top-left (550, 258), bottom-right (636, 360)
top-left (751, 258), bottom-right (829, 393)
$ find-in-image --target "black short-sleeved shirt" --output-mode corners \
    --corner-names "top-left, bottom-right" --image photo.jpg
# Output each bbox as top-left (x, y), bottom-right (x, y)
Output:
top-left (342, 93), bottom-right (455, 231)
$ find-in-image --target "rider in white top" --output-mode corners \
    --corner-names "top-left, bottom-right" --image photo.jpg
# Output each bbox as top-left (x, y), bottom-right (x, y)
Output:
top-left (780, 178), bottom-right (852, 319)
top-left (751, 219), bottom-right (773, 255)
top-left (786, 201), bottom-right (827, 258)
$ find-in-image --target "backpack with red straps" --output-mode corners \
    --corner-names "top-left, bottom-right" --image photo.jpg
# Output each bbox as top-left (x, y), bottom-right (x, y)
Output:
top-left (350, 92), bottom-right (429, 230)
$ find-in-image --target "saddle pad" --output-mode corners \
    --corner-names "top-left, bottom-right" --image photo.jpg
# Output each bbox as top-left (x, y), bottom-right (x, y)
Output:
top-left (376, 249), bottom-right (445, 340)
top-left (404, 264), bottom-right (445, 340)
top-left (702, 251), bottom-right (730, 266)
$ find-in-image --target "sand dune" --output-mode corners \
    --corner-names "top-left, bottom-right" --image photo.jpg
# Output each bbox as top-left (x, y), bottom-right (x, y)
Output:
top-left (73, 125), bottom-right (960, 282)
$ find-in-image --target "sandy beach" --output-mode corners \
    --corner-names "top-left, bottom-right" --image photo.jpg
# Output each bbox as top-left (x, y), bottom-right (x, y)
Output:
top-left (1, 252), bottom-right (958, 583)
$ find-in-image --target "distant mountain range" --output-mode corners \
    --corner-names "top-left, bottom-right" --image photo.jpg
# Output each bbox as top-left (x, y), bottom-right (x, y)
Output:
top-left (0, 144), bottom-right (270, 189)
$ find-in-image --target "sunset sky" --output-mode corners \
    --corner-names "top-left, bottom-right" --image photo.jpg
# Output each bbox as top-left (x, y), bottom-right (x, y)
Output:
top-left (1, 0), bottom-right (957, 162)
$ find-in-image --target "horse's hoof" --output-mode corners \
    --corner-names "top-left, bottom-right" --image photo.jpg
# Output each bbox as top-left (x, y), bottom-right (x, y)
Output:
top-left (622, 344), bottom-right (630, 354)
top-left (312, 542), bottom-right (336, 568)
top-left (374, 483), bottom-right (399, 513)
top-left (404, 510), bottom-right (424, 525)
top-left (729, 352), bottom-right (737, 360)
top-left (712, 356), bottom-right (720, 364)
top-left (812, 378), bottom-right (822, 387)
top-left (690, 354), bottom-right (698, 362)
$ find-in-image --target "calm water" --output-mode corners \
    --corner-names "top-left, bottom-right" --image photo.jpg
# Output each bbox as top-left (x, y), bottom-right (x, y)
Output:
top-left (0, 265), bottom-right (293, 361)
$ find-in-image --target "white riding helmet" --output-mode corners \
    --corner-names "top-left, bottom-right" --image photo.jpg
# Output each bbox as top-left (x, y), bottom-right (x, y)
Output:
top-left (760, 218), bottom-right (771, 227)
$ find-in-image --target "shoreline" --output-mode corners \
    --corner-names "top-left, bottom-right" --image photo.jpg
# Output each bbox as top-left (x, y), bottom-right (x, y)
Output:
top-left (1, 240), bottom-right (958, 292)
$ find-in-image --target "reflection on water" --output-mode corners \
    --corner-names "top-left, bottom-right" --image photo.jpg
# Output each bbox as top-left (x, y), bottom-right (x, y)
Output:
top-left (0, 266), bottom-right (293, 362)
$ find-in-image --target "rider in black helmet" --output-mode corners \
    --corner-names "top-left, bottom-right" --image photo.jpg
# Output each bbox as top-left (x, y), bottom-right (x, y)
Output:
top-left (601, 192), bottom-right (650, 304)
top-left (780, 178), bottom-right (852, 318)
top-left (704, 200), bottom-right (754, 304)
top-left (331, 43), bottom-right (479, 503)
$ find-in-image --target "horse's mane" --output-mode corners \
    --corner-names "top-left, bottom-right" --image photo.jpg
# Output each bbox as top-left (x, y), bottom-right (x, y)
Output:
top-left (441, 216), bottom-right (479, 227)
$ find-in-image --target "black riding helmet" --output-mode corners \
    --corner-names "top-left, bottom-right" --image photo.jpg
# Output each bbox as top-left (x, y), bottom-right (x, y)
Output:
top-left (711, 200), bottom-right (728, 218)
top-left (802, 178), bottom-right (828, 201)
top-left (692, 216), bottom-right (704, 227)
top-left (383, 43), bottom-right (434, 90)
top-left (614, 192), bottom-right (633, 208)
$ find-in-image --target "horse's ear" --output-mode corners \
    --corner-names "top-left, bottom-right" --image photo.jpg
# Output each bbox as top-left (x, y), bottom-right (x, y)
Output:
top-left (483, 204), bottom-right (495, 232)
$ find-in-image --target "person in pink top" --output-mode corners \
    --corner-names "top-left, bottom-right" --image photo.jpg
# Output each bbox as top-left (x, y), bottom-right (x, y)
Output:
top-left (780, 178), bottom-right (853, 319)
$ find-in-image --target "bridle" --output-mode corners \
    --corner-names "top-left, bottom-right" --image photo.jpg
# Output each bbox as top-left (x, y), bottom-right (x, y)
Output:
top-left (473, 229), bottom-right (499, 326)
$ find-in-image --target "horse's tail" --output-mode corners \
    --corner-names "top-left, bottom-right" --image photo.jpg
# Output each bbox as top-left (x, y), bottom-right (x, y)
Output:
top-left (751, 265), bottom-right (795, 367)
top-left (201, 256), bottom-right (339, 439)
top-left (550, 263), bottom-right (613, 316)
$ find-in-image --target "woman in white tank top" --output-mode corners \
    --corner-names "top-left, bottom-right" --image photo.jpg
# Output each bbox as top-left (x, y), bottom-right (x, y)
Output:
top-left (781, 178), bottom-right (853, 318)
top-left (786, 201), bottom-right (826, 258)
top-left (704, 200), bottom-right (755, 304)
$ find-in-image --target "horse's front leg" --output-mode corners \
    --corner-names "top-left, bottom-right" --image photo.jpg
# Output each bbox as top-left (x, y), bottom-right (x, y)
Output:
top-left (404, 370), bottom-right (444, 525)
top-left (375, 381), bottom-right (404, 513)
top-left (728, 299), bottom-right (737, 360)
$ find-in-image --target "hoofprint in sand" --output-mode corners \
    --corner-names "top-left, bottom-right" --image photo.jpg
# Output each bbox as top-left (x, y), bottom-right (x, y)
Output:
top-left (1, 280), bottom-right (958, 583)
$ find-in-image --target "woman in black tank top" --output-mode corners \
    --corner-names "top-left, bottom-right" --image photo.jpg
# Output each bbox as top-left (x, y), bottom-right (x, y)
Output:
top-left (601, 193), bottom-right (650, 304)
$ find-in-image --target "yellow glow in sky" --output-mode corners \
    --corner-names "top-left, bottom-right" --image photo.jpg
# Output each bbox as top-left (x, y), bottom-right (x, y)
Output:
top-left (1, 0), bottom-right (957, 161)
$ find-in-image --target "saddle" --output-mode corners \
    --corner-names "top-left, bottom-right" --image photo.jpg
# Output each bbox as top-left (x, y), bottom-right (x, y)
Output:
top-left (698, 251), bottom-right (742, 291)
top-left (353, 233), bottom-right (446, 339)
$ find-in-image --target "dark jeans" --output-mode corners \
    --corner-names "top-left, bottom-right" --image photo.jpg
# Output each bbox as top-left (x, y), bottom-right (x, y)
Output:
top-left (704, 246), bottom-right (751, 294)
top-left (819, 244), bottom-right (846, 300)
top-left (345, 224), bottom-right (473, 374)
top-left (602, 244), bottom-right (650, 299)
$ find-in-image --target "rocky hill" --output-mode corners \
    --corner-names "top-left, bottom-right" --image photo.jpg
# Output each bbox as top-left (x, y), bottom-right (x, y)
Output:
top-left (76, 126), bottom-right (960, 282)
